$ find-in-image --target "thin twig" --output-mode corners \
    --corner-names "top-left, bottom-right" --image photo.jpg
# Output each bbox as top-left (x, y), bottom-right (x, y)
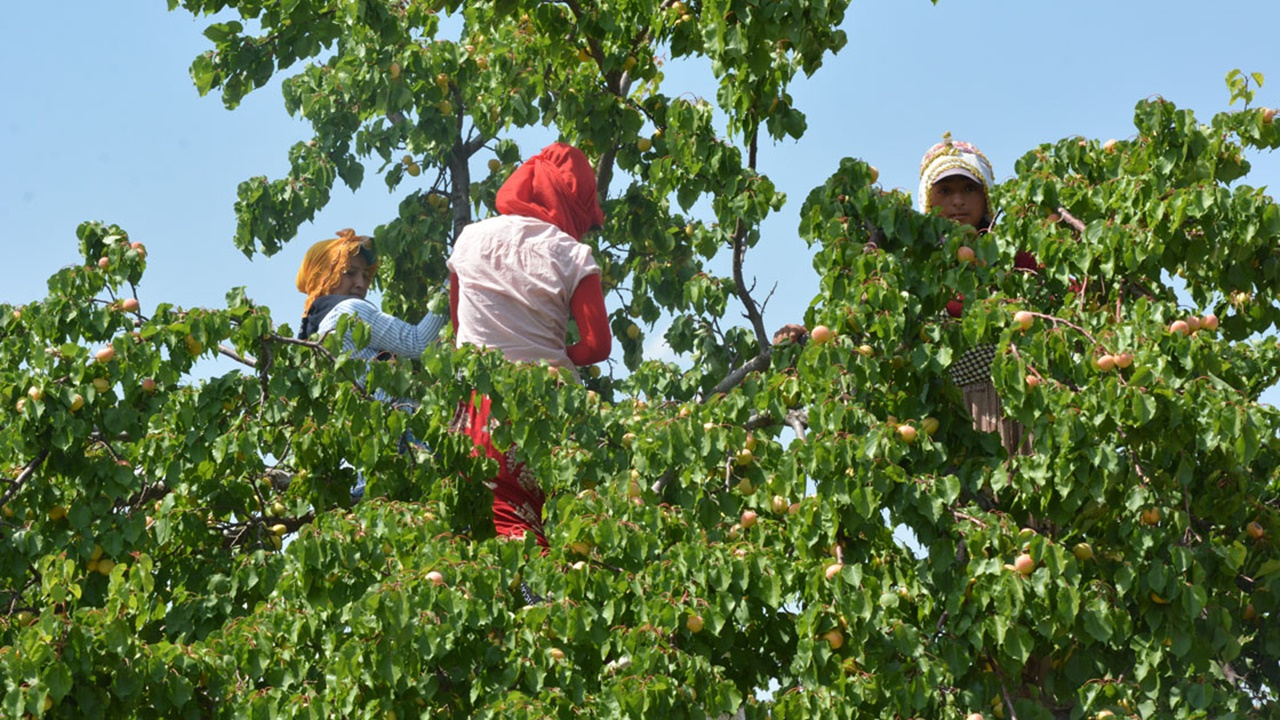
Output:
top-left (951, 510), bottom-right (988, 529)
top-left (90, 432), bottom-right (128, 467)
top-left (1117, 430), bottom-right (1149, 483)
top-left (268, 334), bottom-right (336, 361)
top-left (988, 651), bottom-right (1022, 720)
top-left (256, 335), bottom-right (274, 413)
top-left (1024, 311), bottom-right (1100, 348)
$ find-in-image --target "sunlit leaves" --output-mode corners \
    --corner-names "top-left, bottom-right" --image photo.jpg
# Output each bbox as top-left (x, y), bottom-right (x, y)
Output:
top-left (6, 5), bottom-right (1280, 718)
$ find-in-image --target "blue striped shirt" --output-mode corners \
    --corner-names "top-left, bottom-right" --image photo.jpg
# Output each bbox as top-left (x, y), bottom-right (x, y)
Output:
top-left (316, 298), bottom-right (448, 363)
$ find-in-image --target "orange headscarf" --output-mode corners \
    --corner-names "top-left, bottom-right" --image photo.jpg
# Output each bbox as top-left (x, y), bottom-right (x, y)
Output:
top-left (295, 229), bottom-right (378, 314)
top-left (495, 142), bottom-right (605, 240)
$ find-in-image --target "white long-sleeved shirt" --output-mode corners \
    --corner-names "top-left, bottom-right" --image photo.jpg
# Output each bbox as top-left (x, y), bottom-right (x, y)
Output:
top-left (447, 215), bottom-right (599, 380)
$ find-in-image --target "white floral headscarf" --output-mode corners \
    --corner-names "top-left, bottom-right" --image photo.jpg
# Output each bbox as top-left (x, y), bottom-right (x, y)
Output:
top-left (917, 132), bottom-right (995, 214)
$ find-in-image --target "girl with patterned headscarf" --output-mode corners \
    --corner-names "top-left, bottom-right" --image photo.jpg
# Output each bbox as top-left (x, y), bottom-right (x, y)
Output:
top-left (918, 132), bottom-right (996, 230)
top-left (446, 142), bottom-right (612, 548)
top-left (919, 133), bottom-right (1038, 312)
top-left (919, 134), bottom-right (1034, 456)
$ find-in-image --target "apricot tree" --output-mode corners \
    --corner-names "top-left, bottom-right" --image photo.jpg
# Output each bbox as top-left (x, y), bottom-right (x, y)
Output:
top-left (2, 3), bottom-right (1278, 718)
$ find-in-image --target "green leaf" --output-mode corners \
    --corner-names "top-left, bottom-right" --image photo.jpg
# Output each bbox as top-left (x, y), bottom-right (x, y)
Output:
top-left (1082, 600), bottom-right (1114, 642)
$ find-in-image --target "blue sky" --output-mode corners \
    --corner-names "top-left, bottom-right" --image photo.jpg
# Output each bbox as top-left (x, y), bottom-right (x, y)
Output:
top-left (4, 1), bottom-right (1279, 385)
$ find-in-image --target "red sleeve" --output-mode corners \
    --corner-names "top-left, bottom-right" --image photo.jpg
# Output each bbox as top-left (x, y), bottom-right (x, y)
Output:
top-left (449, 272), bottom-right (460, 337)
top-left (566, 274), bottom-right (612, 366)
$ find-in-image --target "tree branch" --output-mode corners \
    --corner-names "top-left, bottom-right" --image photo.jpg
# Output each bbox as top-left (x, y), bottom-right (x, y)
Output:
top-left (597, 145), bottom-right (617, 202)
top-left (657, 133), bottom-right (783, 490)
top-left (448, 113), bottom-right (474, 240)
top-left (718, 219), bottom-right (771, 397)
top-left (217, 343), bottom-right (256, 368)
top-left (708, 352), bottom-right (771, 398)
top-left (695, 218), bottom-right (775, 402)
top-left (256, 335), bottom-right (274, 413)
top-left (264, 468), bottom-right (294, 493)
top-left (462, 131), bottom-right (489, 158)
top-left (1055, 206), bottom-right (1086, 234)
top-left (649, 469), bottom-right (674, 496)
top-left (987, 651), bottom-right (1022, 720)
top-left (729, 144), bottom-right (769, 352)
top-left (743, 407), bottom-right (808, 437)
top-left (122, 481), bottom-right (169, 513)
top-left (783, 408), bottom-right (808, 442)
top-left (0, 450), bottom-right (50, 510)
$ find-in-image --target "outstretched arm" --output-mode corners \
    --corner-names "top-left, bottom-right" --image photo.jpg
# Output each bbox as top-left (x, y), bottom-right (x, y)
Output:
top-left (321, 298), bottom-right (446, 357)
top-left (565, 274), bottom-right (611, 366)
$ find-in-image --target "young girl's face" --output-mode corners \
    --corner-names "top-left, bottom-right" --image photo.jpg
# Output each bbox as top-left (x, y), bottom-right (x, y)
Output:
top-left (335, 253), bottom-right (373, 298)
top-left (928, 175), bottom-right (987, 228)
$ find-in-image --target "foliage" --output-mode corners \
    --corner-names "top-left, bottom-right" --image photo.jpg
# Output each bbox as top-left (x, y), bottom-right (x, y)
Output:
top-left (3, 1), bottom-right (1279, 718)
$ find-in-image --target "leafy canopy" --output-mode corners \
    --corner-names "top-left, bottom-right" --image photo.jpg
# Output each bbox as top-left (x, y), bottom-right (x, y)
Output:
top-left (3, 2), bottom-right (1279, 718)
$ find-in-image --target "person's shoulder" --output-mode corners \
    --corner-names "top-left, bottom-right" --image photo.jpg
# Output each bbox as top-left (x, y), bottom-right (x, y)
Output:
top-left (308, 293), bottom-right (364, 320)
top-left (327, 295), bottom-right (375, 312)
top-left (460, 215), bottom-right (578, 253)
top-left (316, 295), bottom-right (378, 330)
top-left (515, 217), bottom-right (581, 249)
top-left (460, 214), bottom-right (527, 235)
top-left (453, 215), bottom-right (522, 251)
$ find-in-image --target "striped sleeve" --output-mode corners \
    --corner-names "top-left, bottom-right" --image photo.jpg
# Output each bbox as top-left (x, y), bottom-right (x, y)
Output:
top-left (317, 298), bottom-right (446, 359)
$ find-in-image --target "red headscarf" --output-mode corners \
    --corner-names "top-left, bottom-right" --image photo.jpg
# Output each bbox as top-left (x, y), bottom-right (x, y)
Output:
top-left (495, 142), bottom-right (605, 240)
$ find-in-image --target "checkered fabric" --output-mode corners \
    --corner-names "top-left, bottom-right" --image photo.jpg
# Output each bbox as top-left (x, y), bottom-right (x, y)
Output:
top-left (948, 344), bottom-right (996, 387)
top-left (520, 581), bottom-right (545, 606)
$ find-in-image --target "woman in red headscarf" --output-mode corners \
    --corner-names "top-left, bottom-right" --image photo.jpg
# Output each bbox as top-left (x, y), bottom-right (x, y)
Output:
top-left (446, 142), bottom-right (612, 546)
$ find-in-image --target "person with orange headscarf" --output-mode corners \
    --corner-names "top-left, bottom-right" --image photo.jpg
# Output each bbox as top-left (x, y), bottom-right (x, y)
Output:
top-left (446, 142), bottom-right (612, 547)
top-left (296, 229), bottom-right (447, 361)
top-left (296, 229), bottom-right (448, 502)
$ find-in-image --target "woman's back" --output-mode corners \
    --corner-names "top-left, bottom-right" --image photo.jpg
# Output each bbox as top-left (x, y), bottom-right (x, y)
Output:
top-left (449, 214), bottom-right (599, 372)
